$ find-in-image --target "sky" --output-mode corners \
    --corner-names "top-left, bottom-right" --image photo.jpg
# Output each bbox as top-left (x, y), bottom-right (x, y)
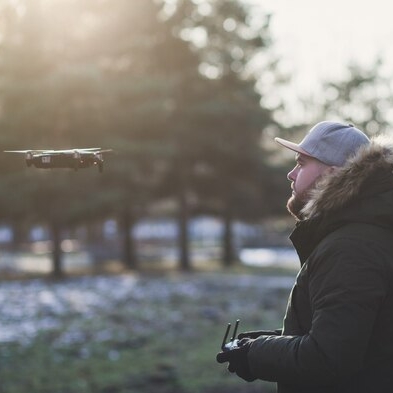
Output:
top-left (260, 0), bottom-right (393, 94)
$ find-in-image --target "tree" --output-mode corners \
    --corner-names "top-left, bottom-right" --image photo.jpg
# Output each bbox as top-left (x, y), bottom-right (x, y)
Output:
top-left (322, 58), bottom-right (393, 135)
top-left (82, 0), bottom-right (205, 271)
top-left (163, 0), bottom-right (282, 266)
top-left (0, 0), bottom-right (115, 275)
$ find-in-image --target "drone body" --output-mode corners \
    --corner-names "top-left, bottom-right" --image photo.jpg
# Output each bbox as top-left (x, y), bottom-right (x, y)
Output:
top-left (4, 148), bottom-right (112, 173)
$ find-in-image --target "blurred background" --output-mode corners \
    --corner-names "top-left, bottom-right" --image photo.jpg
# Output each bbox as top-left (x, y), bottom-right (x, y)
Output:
top-left (0, 0), bottom-right (392, 392)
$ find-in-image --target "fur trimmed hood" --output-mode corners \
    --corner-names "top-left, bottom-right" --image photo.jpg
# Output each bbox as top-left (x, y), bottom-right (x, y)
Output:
top-left (301, 135), bottom-right (393, 220)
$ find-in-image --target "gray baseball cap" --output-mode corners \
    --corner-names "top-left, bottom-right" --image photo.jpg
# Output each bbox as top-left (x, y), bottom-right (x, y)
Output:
top-left (275, 121), bottom-right (370, 166)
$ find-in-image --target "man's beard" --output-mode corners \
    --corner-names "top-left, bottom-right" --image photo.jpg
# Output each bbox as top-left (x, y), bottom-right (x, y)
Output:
top-left (286, 188), bottom-right (314, 221)
top-left (287, 194), bottom-right (306, 220)
top-left (287, 177), bottom-right (323, 220)
top-left (287, 173), bottom-right (327, 221)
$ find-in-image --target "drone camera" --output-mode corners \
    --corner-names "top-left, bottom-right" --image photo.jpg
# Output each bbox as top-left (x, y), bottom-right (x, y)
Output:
top-left (221, 319), bottom-right (240, 351)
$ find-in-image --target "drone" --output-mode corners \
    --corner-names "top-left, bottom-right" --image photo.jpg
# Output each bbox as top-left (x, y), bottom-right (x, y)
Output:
top-left (4, 148), bottom-right (113, 173)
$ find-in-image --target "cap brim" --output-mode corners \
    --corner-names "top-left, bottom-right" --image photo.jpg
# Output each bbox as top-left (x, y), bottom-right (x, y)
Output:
top-left (274, 137), bottom-right (312, 157)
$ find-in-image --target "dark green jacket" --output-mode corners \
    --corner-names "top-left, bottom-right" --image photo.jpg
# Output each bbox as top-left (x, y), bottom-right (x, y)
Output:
top-left (248, 138), bottom-right (393, 392)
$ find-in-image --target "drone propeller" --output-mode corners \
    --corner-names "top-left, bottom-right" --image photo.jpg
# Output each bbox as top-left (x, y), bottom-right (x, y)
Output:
top-left (76, 147), bottom-right (102, 151)
top-left (4, 149), bottom-right (58, 154)
top-left (42, 148), bottom-right (102, 154)
top-left (4, 150), bottom-right (34, 153)
top-left (5, 148), bottom-right (107, 153)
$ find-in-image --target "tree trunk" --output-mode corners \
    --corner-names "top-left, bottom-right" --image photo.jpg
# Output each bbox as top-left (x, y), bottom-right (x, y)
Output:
top-left (178, 187), bottom-right (190, 271)
top-left (51, 221), bottom-right (63, 278)
top-left (222, 206), bottom-right (235, 267)
top-left (10, 223), bottom-right (25, 252)
top-left (120, 207), bottom-right (138, 270)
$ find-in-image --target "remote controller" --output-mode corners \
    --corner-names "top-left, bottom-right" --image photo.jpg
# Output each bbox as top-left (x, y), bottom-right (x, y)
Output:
top-left (221, 319), bottom-right (240, 351)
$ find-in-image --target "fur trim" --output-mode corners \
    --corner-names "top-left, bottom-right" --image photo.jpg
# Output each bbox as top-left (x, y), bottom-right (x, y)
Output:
top-left (300, 135), bottom-right (393, 219)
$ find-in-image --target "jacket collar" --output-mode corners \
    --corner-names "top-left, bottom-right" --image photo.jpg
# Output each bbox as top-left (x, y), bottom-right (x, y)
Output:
top-left (300, 135), bottom-right (393, 220)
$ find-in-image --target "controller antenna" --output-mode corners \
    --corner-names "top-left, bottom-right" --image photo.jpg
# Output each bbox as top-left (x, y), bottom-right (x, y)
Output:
top-left (221, 323), bottom-right (231, 351)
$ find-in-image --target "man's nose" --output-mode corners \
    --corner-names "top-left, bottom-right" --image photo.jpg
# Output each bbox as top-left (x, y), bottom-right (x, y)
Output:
top-left (287, 167), bottom-right (297, 182)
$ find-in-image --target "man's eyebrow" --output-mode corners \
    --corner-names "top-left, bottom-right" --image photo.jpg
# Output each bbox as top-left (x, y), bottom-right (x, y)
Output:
top-left (295, 154), bottom-right (308, 164)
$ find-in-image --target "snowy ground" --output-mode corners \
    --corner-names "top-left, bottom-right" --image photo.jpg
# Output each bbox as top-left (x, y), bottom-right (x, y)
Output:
top-left (0, 273), bottom-right (295, 346)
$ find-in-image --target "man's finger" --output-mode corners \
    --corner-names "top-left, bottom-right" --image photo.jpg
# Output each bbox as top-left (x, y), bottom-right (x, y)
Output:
top-left (216, 351), bottom-right (231, 363)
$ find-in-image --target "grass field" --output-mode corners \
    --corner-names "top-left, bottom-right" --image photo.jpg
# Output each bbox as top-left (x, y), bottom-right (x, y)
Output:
top-left (0, 268), bottom-right (296, 393)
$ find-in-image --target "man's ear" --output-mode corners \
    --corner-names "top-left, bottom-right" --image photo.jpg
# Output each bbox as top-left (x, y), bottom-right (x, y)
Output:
top-left (328, 166), bottom-right (339, 174)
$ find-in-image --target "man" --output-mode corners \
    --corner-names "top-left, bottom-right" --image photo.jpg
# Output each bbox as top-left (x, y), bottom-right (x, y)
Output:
top-left (217, 121), bottom-right (393, 392)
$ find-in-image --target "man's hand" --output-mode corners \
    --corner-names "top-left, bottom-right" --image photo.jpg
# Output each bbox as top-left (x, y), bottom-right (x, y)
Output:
top-left (216, 338), bottom-right (256, 382)
top-left (238, 329), bottom-right (282, 340)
